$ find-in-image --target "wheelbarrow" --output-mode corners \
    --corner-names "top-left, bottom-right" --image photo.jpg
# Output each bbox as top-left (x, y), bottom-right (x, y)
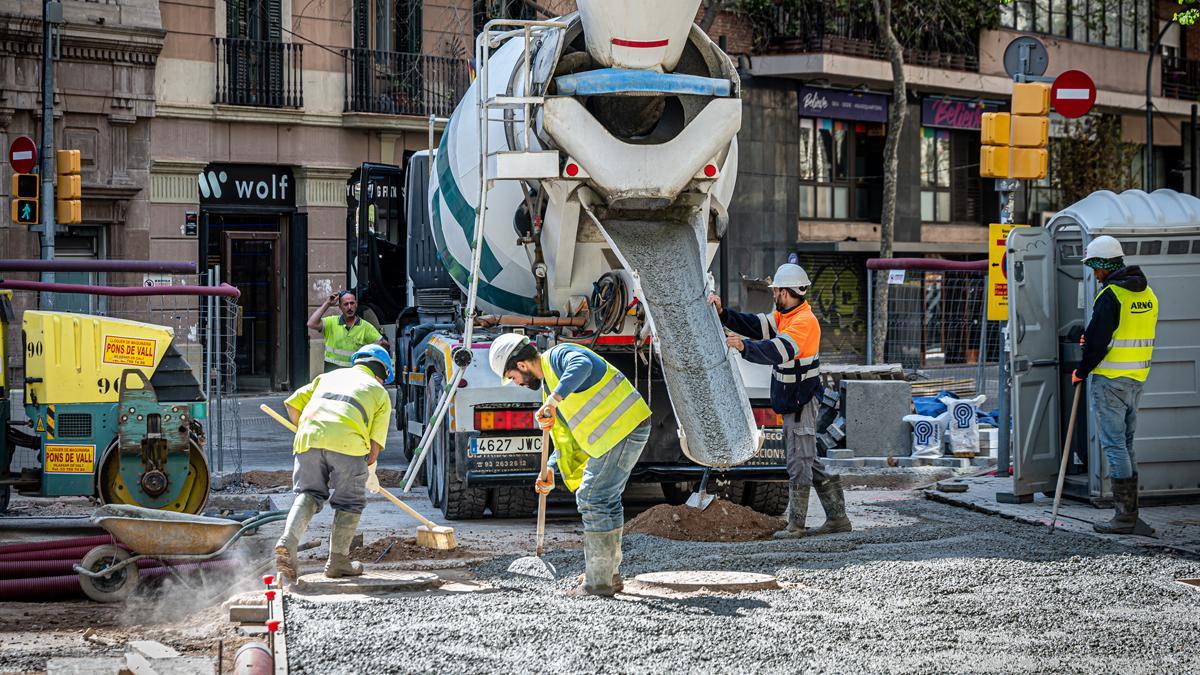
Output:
top-left (73, 504), bottom-right (288, 602)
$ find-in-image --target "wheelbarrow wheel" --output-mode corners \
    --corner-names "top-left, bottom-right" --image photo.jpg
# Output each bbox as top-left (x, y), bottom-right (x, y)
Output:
top-left (78, 545), bottom-right (139, 603)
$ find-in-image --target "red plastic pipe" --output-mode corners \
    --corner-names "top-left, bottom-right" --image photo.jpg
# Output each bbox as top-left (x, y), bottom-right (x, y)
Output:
top-left (0, 259), bottom-right (196, 274)
top-left (0, 535), bottom-right (114, 556)
top-left (0, 280), bottom-right (241, 299)
top-left (0, 558), bottom-right (167, 579)
top-left (0, 558), bottom-right (240, 600)
top-left (865, 258), bottom-right (988, 271)
top-left (0, 544), bottom-right (126, 563)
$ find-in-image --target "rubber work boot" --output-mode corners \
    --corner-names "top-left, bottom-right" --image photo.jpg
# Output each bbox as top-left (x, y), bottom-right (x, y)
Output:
top-left (324, 510), bottom-right (365, 578)
top-left (579, 528), bottom-right (625, 592)
top-left (1094, 476), bottom-right (1139, 534)
top-left (274, 494), bottom-right (320, 584)
top-left (772, 486), bottom-right (811, 539)
top-left (581, 529), bottom-right (621, 597)
top-left (807, 476), bottom-right (853, 536)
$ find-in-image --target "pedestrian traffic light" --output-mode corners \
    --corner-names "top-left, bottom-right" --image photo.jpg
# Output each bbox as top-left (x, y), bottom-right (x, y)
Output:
top-left (10, 173), bottom-right (39, 225)
top-left (57, 149), bottom-right (82, 225)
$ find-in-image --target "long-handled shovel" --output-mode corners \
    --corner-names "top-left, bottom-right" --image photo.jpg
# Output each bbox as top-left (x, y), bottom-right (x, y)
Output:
top-left (1048, 383), bottom-right (1082, 533)
top-left (507, 424), bottom-right (557, 579)
top-left (259, 404), bottom-right (457, 549)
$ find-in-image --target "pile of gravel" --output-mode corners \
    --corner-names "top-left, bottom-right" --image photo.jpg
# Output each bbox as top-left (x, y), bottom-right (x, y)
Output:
top-left (284, 498), bottom-right (1200, 674)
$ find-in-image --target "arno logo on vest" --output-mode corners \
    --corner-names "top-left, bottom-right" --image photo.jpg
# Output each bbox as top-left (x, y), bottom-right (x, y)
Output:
top-left (1130, 300), bottom-right (1154, 314)
top-left (199, 163), bottom-right (295, 208)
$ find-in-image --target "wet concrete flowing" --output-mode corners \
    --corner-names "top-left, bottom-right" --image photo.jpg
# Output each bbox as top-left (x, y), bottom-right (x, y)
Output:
top-left (283, 496), bottom-right (1200, 673)
top-left (598, 216), bottom-right (759, 468)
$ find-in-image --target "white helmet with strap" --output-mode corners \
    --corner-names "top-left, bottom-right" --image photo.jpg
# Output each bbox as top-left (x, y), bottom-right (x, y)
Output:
top-left (488, 333), bottom-right (532, 384)
top-left (1082, 235), bottom-right (1125, 262)
top-left (768, 263), bottom-right (811, 293)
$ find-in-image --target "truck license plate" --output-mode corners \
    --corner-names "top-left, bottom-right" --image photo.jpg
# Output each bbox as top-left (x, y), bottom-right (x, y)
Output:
top-left (470, 436), bottom-right (542, 456)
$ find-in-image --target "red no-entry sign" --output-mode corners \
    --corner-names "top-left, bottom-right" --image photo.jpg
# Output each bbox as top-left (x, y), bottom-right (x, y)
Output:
top-left (1051, 70), bottom-right (1096, 119)
top-left (9, 136), bottom-right (37, 174)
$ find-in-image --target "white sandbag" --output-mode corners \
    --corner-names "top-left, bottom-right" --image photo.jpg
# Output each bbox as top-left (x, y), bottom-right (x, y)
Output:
top-left (903, 414), bottom-right (944, 458)
top-left (939, 395), bottom-right (987, 456)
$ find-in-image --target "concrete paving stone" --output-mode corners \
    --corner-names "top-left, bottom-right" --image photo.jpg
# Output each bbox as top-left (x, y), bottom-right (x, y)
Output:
top-left (842, 380), bottom-right (912, 457)
top-left (229, 604), bottom-right (270, 624)
top-left (822, 457), bottom-right (866, 468)
top-left (934, 457), bottom-right (971, 468)
top-left (293, 569), bottom-right (441, 594)
top-left (826, 448), bottom-right (856, 460)
top-left (46, 658), bottom-right (128, 675)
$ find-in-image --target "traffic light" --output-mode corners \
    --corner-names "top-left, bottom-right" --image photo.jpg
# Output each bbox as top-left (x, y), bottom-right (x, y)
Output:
top-left (10, 173), bottom-right (39, 225)
top-left (980, 146), bottom-right (1010, 179)
top-left (980, 113), bottom-right (1010, 146)
top-left (979, 83), bottom-right (1050, 180)
top-left (1012, 83), bottom-right (1051, 115)
top-left (57, 149), bottom-right (82, 225)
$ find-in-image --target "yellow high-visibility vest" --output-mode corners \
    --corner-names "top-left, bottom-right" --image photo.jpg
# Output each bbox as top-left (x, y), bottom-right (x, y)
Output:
top-left (322, 315), bottom-right (382, 367)
top-left (1091, 284), bottom-right (1158, 382)
top-left (541, 345), bottom-right (650, 491)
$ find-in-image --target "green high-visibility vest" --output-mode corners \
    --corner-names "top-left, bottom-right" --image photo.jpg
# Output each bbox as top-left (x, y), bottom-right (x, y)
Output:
top-left (1091, 284), bottom-right (1158, 382)
top-left (322, 315), bottom-right (381, 367)
top-left (541, 345), bottom-right (650, 492)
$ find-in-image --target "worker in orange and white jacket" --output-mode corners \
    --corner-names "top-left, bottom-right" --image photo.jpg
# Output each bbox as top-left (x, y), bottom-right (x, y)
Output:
top-left (709, 262), bottom-right (852, 539)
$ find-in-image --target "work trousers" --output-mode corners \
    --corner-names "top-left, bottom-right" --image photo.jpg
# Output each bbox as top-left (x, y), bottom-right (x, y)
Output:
top-left (1090, 375), bottom-right (1144, 480)
top-left (576, 423), bottom-right (650, 533)
top-left (783, 397), bottom-right (829, 489)
top-left (292, 448), bottom-right (369, 514)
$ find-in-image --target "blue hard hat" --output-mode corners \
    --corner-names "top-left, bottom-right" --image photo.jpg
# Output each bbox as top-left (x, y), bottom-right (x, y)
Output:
top-left (352, 344), bottom-right (394, 384)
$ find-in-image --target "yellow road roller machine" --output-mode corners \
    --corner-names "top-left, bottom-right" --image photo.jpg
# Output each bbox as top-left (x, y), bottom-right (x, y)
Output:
top-left (5, 310), bottom-right (210, 514)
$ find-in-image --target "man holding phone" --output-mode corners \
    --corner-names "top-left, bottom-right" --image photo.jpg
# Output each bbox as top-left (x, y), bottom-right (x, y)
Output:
top-left (307, 290), bottom-right (388, 373)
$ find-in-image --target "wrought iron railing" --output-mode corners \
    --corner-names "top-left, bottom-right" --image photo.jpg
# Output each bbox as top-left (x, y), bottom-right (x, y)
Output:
top-left (765, 4), bottom-right (979, 72)
top-left (342, 49), bottom-right (470, 117)
top-left (213, 38), bottom-right (304, 108)
top-left (1162, 55), bottom-right (1200, 100)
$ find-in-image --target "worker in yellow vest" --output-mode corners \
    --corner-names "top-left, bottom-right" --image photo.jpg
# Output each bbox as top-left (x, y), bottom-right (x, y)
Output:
top-left (307, 290), bottom-right (388, 373)
top-left (1074, 236), bottom-right (1158, 535)
top-left (488, 334), bottom-right (651, 597)
top-left (275, 345), bottom-right (394, 583)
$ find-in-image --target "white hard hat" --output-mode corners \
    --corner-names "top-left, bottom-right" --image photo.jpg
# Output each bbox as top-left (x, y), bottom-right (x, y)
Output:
top-left (488, 333), bottom-right (532, 384)
top-left (768, 263), bottom-right (811, 291)
top-left (1082, 235), bottom-right (1125, 262)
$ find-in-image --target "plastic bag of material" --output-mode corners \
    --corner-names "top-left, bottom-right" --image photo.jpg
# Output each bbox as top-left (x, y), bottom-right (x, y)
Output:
top-left (940, 395), bottom-right (986, 456)
top-left (902, 414), bottom-right (944, 458)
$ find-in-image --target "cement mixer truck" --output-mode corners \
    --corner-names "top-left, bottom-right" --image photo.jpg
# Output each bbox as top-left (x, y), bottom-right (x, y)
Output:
top-left (387, 1), bottom-right (790, 519)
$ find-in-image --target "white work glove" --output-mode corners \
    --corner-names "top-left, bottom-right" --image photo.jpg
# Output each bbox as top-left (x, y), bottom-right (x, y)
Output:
top-left (365, 462), bottom-right (381, 494)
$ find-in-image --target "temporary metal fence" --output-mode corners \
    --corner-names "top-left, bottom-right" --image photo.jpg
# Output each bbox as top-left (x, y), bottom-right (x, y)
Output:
top-left (866, 258), bottom-right (1000, 406)
top-left (0, 270), bottom-right (243, 479)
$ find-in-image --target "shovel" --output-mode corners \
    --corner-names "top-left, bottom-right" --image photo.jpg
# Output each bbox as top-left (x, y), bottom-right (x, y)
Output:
top-left (686, 467), bottom-right (716, 510)
top-left (1048, 383), bottom-right (1082, 533)
top-left (508, 425), bottom-right (558, 579)
top-left (259, 404), bottom-right (457, 550)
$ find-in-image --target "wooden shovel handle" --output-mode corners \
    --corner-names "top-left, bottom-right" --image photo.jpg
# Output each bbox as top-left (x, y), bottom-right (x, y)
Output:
top-left (535, 428), bottom-right (550, 557)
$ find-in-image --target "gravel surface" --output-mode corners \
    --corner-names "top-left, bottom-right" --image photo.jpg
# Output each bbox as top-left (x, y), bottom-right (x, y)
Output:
top-left (284, 496), bottom-right (1200, 674)
top-left (602, 217), bottom-right (758, 468)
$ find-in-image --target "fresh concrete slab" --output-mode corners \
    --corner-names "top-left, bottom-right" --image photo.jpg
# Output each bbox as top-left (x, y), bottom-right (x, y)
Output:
top-left (293, 570), bottom-right (441, 594)
top-left (632, 570), bottom-right (780, 593)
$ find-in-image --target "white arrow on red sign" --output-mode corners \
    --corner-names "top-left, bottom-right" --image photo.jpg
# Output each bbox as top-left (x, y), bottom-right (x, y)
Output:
top-left (1051, 69), bottom-right (1097, 119)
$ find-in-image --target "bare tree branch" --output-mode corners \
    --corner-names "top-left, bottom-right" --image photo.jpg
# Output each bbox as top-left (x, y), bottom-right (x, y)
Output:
top-left (699, 0), bottom-right (736, 32)
top-left (520, 0), bottom-right (555, 19)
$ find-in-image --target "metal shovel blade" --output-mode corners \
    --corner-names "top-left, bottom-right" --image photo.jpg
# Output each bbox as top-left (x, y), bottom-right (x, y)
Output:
top-left (685, 490), bottom-right (715, 510)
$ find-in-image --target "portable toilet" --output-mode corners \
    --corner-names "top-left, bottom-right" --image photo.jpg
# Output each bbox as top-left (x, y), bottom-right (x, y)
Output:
top-left (1006, 189), bottom-right (1200, 504)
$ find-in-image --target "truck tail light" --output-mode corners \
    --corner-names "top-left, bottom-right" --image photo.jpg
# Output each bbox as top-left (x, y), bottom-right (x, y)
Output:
top-left (474, 408), bottom-right (537, 431)
top-left (752, 407), bottom-right (782, 427)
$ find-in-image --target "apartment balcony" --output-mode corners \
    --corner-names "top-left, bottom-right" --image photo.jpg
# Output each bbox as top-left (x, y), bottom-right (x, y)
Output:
top-left (343, 49), bottom-right (470, 118)
top-left (764, 5), bottom-right (979, 72)
top-left (1162, 55), bottom-right (1200, 101)
top-left (212, 38), bottom-right (304, 109)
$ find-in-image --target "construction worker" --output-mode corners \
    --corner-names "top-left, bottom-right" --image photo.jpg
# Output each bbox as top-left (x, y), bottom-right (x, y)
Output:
top-left (1075, 235), bottom-right (1158, 535)
top-left (708, 262), bottom-right (851, 539)
top-left (274, 344), bottom-right (394, 582)
top-left (488, 334), bottom-right (651, 597)
top-left (307, 290), bottom-right (388, 373)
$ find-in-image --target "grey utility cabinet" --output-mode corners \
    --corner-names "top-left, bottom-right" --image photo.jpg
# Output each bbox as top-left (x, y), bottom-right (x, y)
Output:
top-left (1007, 189), bottom-right (1200, 503)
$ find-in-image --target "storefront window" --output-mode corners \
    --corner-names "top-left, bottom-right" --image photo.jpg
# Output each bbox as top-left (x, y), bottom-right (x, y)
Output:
top-left (921, 128), bottom-right (951, 223)
top-left (799, 118), bottom-right (883, 221)
top-left (1002, 0), bottom-right (1147, 51)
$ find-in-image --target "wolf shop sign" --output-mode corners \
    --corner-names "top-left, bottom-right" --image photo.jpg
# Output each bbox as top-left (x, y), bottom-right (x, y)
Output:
top-left (198, 163), bottom-right (295, 208)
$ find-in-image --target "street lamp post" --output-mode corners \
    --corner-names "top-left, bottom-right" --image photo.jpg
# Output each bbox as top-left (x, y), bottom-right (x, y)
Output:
top-left (1146, 16), bottom-right (1176, 191)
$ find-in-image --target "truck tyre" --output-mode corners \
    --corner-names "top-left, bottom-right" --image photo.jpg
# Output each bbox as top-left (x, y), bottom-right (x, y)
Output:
top-left (660, 481), bottom-right (691, 506)
top-left (742, 481), bottom-right (788, 516)
top-left (662, 480), bottom-right (745, 506)
top-left (489, 486), bottom-right (537, 518)
top-left (427, 372), bottom-right (487, 520)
